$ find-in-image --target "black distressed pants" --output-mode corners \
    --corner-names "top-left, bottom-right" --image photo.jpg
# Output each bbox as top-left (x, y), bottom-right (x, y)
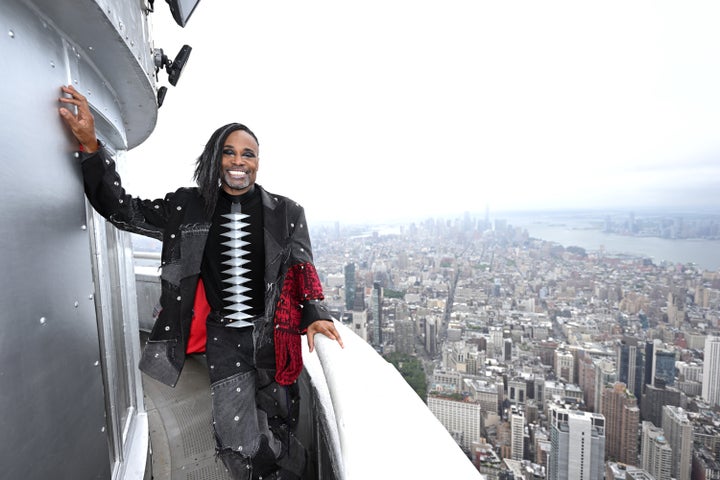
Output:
top-left (205, 318), bottom-right (306, 479)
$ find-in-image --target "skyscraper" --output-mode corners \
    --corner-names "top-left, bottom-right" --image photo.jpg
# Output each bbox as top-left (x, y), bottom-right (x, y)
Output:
top-left (661, 406), bottom-right (692, 480)
top-left (617, 337), bottom-right (645, 397)
top-left (554, 349), bottom-right (574, 383)
top-left (653, 349), bottom-right (676, 387)
top-left (344, 262), bottom-right (356, 310)
top-left (548, 405), bottom-right (606, 480)
top-left (510, 406), bottom-right (524, 461)
top-left (640, 421), bottom-right (672, 480)
top-left (702, 335), bottom-right (720, 406)
top-left (371, 281), bottom-right (383, 350)
top-left (645, 340), bottom-right (676, 388)
top-left (428, 394), bottom-right (482, 452)
top-left (640, 384), bottom-right (683, 427)
top-left (601, 382), bottom-right (639, 466)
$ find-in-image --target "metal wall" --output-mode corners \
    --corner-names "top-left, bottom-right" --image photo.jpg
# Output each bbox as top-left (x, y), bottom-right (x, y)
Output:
top-left (0, 1), bottom-right (157, 478)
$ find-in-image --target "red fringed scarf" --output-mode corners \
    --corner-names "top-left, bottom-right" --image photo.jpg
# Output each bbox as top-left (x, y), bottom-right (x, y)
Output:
top-left (274, 262), bottom-right (325, 385)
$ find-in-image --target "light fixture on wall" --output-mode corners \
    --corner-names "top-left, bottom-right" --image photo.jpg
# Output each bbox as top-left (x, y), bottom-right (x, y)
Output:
top-left (153, 45), bottom-right (192, 106)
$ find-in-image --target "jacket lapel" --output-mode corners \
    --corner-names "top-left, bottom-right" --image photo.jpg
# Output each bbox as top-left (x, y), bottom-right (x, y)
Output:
top-left (259, 186), bottom-right (288, 283)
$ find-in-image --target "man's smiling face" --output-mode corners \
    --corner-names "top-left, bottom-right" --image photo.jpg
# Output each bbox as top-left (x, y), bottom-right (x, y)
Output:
top-left (220, 129), bottom-right (259, 195)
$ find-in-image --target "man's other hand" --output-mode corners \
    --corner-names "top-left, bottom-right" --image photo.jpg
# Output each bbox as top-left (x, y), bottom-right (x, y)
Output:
top-left (306, 320), bottom-right (344, 353)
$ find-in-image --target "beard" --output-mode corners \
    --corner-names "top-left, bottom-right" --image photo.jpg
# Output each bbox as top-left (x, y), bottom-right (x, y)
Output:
top-left (221, 169), bottom-right (252, 192)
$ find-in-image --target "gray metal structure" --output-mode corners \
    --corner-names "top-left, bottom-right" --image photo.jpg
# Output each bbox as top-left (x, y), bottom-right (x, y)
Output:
top-left (1, 0), bottom-right (158, 477)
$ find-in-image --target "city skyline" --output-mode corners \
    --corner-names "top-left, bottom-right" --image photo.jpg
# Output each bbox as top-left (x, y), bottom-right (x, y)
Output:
top-left (124, 0), bottom-right (720, 223)
top-left (307, 209), bottom-right (720, 477)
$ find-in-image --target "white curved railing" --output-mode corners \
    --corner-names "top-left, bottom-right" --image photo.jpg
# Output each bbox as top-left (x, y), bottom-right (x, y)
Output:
top-left (302, 321), bottom-right (484, 479)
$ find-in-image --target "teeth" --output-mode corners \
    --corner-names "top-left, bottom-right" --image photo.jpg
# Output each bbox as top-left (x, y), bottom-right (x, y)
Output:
top-left (229, 171), bottom-right (246, 177)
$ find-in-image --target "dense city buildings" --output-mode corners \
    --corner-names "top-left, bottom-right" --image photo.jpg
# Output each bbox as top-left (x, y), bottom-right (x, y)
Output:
top-left (308, 211), bottom-right (720, 479)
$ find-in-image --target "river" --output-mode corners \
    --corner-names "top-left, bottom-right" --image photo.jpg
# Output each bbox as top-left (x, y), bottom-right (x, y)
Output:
top-left (507, 215), bottom-right (720, 272)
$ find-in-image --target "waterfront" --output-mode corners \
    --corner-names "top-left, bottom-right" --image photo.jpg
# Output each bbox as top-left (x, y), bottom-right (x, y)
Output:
top-left (509, 216), bottom-right (720, 272)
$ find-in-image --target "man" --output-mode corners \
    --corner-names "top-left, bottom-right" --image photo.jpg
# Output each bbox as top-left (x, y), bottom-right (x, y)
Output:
top-left (59, 85), bottom-right (343, 480)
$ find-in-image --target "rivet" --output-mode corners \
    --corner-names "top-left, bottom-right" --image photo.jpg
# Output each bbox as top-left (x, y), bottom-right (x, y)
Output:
top-left (176, 296), bottom-right (181, 301)
top-left (88, 46), bottom-right (94, 51)
top-left (210, 365), bottom-right (215, 369)
top-left (300, 248), bottom-right (304, 252)
top-left (39, 317), bottom-right (46, 325)
top-left (154, 353), bottom-right (159, 358)
top-left (234, 416), bottom-right (240, 421)
top-left (273, 388), bottom-right (277, 393)
top-left (176, 206), bottom-right (182, 211)
top-left (154, 205), bottom-right (160, 209)
top-left (213, 337), bottom-right (218, 341)
top-left (74, 301), bottom-right (79, 308)
top-left (290, 223), bottom-right (294, 228)
top-left (164, 326), bottom-right (170, 331)
top-left (238, 446), bottom-right (243, 451)
top-left (119, 199), bottom-right (123, 204)
top-left (8, 30), bottom-right (15, 39)
top-left (105, 159), bottom-right (110, 164)
top-left (74, 152), bottom-right (80, 159)
top-left (236, 362), bottom-right (241, 367)
top-left (113, 181), bottom-right (119, 186)
top-left (81, 225), bottom-right (87, 230)
top-left (170, 234), bottom-right (175, 238)
top-left (101, 426), bottom-right (105, 433)
top-left (94, 361), bottom-right (99, 366)
top-left (88, 294), bottom-right (94, 300)
top-left (236, 387), bottom-right (241, 392)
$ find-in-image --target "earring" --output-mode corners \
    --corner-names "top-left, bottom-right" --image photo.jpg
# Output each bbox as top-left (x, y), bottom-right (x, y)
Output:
top-left (218, 178), bottom-right (222, 187)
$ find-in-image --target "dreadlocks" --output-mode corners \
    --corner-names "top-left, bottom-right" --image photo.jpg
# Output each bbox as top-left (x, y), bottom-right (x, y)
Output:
top-left (193, 123), bottom-right (259, 215)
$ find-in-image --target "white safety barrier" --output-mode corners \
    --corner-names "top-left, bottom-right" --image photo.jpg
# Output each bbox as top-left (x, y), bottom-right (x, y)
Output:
top-left (302, 321), bottom-right (485, 479)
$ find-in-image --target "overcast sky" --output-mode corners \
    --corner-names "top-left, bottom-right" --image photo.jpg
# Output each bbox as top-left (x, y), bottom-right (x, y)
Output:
top-left (126, 0), bottom-right (720, 224)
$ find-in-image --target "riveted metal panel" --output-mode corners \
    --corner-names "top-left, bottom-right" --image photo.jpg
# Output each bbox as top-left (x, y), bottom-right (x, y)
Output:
top-left (25, 0), bottom-right (158, 148)
top-left (1, 0), bottom-right (156, 478)
top-left (0, 2), bottom-right (112, 478)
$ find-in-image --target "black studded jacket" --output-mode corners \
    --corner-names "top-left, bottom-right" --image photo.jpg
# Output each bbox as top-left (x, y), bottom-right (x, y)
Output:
top-left (80, 146), bottom-right (331, 387)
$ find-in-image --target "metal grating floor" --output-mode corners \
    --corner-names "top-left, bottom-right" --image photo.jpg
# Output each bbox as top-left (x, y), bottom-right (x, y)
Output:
top-left (142, 354), bottom-right (233, 480)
